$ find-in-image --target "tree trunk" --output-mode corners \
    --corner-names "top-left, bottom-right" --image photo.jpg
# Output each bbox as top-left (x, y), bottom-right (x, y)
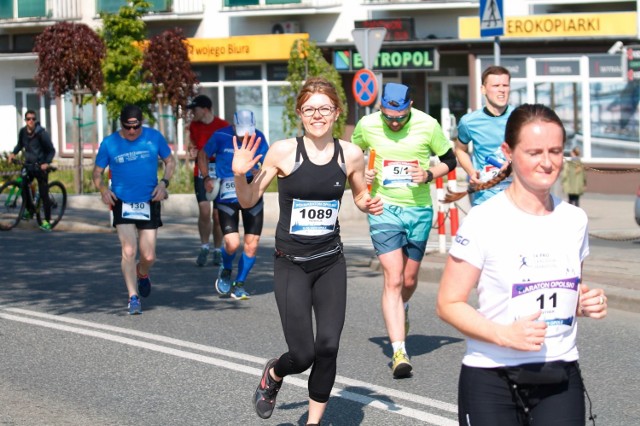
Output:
top-left (72, 93), bottom-right (85, 194)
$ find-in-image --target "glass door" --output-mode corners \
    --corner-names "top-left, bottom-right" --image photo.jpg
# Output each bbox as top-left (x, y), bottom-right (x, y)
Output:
top-left (427, 77), bottom-right (468, 140)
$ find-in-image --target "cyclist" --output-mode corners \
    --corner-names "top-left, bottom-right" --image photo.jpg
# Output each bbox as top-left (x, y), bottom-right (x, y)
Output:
top-left (8, 110), bottom-right (56, 232)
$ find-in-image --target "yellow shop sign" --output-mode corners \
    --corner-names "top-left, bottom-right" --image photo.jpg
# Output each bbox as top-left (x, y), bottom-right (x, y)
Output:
top-left (459, 12), bottom-right (637, 39)
top-left (185, 33), bottom-right (309, 63)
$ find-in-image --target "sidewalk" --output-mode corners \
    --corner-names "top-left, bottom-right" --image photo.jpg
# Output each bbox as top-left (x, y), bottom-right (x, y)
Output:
top-left (51, 191), bottom-right (640, 313)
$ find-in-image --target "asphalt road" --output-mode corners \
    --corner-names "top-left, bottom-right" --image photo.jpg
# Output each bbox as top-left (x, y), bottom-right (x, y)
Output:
top-left (1, 229), bottom-right (639, 425)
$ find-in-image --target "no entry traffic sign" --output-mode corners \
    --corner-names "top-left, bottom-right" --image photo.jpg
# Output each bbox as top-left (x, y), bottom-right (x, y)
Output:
top-left (352, 69), bottom-right (378, 107)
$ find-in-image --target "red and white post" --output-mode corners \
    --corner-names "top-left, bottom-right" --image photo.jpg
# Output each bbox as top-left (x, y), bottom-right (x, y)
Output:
top-left (435, 176), bottom-right (448, 253)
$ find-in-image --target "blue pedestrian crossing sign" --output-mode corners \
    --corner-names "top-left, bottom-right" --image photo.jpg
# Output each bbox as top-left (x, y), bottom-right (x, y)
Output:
top-left (480, 0), bottom-right (504, 37)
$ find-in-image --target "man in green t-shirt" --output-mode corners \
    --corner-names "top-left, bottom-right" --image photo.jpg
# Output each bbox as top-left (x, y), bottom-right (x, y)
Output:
top-left (351, 83), bottom-right (456, 378)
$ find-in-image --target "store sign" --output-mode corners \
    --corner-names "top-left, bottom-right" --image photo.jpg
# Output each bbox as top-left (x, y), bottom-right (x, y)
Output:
top-left (625, 46), bottom-right (640, 81)
top-left (589, 55), bottom-right (624, 79)
top-left (185, 34), bottom-right (308, 63)
top-left (459, 12), bottom-right (637, 39)
top-left (536, 60), bottom-right (580, 76)
top-left (480, 57), bottom-right (526, 78)
top-left (334, 48), bottom-right (439, 72)
top-left (354, 18), bottom-right (415, 41)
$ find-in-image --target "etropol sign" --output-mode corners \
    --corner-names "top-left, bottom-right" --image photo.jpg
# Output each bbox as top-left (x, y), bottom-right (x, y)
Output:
top-left (333, 48), bottom-right (440, 72)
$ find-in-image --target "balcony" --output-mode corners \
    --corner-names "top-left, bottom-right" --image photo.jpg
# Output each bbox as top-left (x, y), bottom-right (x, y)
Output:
top-left (222, 0), bottom-right (342, 11)
top-left (97, 0), bottom-right (204, 15)
top-left (361, 0), bottom-right (479, 11)
top-left (0, 0), bottom-right (81, 21)
top-left (362, 0), bottom-right (477, 3)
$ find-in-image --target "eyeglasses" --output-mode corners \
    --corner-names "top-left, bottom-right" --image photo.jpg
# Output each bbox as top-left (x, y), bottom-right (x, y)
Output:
top-left (122, 122), bottom-right (142, 130)
top-left (381, 112), bottom-right (410, 123)
top-left (300, 105), bottom-right (336, 117)
top-left (25, 117), bottom-right (36, 122)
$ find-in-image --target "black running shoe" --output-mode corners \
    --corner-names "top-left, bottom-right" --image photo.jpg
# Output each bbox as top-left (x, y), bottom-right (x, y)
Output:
top-left (253, 358), bottom-right (282, 419)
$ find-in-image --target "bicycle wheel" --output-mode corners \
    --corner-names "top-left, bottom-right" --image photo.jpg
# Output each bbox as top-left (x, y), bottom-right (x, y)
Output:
top-left (36, 181), bottom-right (67, 229)
top-left (0, 180), bottom-right (25, 230)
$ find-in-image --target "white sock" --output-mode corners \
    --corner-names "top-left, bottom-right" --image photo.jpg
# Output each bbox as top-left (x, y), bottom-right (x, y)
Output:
top-left (391, 341), bottom-right (406, 354)
top-left (201, 243), bottom-right (210, 250)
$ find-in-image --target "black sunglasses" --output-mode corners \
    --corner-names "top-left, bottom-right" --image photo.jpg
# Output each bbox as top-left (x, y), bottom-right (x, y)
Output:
top-left (25, 117), bottom-right (36, 122)
top-left (122, 122), bottom-right (142, 130)
top-left (381, 112), bottom-right (410, 123)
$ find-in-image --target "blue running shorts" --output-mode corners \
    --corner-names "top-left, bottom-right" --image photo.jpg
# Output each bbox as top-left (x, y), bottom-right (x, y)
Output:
top-left (368, 204), bottom-right (433, 261)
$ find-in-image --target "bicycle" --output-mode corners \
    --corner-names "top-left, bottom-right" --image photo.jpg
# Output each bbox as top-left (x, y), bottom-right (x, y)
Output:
top-left (0, 162), bottom-right (67, 231)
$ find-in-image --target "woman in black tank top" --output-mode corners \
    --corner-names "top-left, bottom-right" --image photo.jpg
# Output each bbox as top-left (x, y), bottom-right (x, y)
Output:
top-left (231, 77), bottom-right (383, 424)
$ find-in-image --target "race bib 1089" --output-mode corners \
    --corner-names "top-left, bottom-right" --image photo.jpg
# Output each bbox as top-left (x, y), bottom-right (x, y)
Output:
top-left (289, 199), bottom-right (339, 236)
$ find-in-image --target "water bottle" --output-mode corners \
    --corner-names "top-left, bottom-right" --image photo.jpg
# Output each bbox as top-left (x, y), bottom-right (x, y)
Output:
top-left (485, 155), bottom-right (504, 169)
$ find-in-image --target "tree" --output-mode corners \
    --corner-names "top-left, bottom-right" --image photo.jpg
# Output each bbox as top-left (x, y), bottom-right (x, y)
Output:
top-left (281, 39), bottom-right (347, 138)
top-left (99, 0), bottom-right (153, 124)
top-left (143, 27), bottom-right (199, 135)
top-left (33, 22), bottom-right (105, 194)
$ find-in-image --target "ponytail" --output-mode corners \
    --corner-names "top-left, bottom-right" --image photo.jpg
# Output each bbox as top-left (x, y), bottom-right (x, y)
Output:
top-left (443, 164), bottom-right (512, 203)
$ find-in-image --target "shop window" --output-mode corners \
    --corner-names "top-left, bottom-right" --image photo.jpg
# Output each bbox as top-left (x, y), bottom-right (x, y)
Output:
top-left (224, 85), bottom-right (266, 137)
top-left (590, 81), bottom-right (640, 158)
top-left (268, 86), bottom-right (288, 142)
top-left (63, 94), bottom-right (101, 157)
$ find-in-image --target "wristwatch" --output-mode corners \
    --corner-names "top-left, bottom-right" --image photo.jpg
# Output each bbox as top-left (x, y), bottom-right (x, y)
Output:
top-left (160, 178), bottom-right (170, 188)
top-left (425, 170), bottom-right (434, 183)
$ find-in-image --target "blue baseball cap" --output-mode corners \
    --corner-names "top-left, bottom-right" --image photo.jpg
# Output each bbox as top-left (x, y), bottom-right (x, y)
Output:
top-left (381, 83), bottom-right (411, 111)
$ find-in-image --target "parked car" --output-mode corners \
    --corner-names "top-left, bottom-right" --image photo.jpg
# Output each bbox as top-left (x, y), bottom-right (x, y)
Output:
top-left (635, 185), bottom-right (640, 226)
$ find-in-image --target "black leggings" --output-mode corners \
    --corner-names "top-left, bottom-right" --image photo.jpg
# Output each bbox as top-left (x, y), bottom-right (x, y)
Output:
top-left (272, 254), bottom-right (346, 403)
top-left (458, 363), bottom-right (586, 426)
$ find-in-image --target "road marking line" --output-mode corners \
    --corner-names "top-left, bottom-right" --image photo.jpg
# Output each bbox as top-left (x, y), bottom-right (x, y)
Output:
top-left (3, 307), bottom-right (458, 423)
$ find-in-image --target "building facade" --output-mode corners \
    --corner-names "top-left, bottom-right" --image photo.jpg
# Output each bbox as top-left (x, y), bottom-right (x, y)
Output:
top-left (1, 0), bottom-right (638, 192)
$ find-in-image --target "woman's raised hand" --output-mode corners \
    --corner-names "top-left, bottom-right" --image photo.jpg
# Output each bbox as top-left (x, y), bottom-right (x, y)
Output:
top-left (232, 132), bottom-right (263, 176)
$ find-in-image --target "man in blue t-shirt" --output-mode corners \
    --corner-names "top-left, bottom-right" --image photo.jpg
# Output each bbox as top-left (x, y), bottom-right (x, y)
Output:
top-left (92, 105), bottom-right (175, 315)
top-left (197, 109), bottom-right (268, 301)
top-left (456, 65), bottom-right (514, 206)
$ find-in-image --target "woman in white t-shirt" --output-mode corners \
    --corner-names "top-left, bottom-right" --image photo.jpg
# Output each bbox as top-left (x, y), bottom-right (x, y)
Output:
top-left (437, 104), bottom-right (607, 426)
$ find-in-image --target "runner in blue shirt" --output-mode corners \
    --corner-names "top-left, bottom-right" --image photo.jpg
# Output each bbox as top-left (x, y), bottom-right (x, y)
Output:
top-left (456, 65), bottom-right (514, 206)
top-left (198, 109), bottom-right (269, 300)
top-left (92, 105), bottom-right (175, 315)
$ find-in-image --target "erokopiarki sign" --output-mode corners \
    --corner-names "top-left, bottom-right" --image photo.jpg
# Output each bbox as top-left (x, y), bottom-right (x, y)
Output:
top-left (334, 48), bottom-right (439, 72)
